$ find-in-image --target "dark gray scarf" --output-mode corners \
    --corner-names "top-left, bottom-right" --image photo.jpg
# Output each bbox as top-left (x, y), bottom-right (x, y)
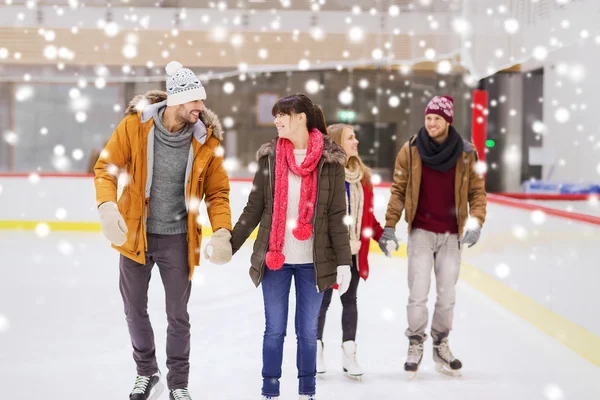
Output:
top-left (416, 125), bottom-right (464, 172)
top-left (153, 106), bottom-right (194, 147)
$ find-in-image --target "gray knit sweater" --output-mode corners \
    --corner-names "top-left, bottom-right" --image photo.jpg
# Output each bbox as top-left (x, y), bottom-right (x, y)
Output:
top-left (146, 106), bottom-right (194, 235)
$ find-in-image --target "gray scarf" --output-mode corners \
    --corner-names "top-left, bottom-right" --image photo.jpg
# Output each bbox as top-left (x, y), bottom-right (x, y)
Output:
top-left (153, 106), bottom-right (194, 147)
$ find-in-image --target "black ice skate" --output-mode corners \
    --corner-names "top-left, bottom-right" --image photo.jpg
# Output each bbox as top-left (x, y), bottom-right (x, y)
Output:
top-left (404, 340), bottom-right (424, 379)
top-left (170, 388), bottom-right (192, 400)
top-left (433, 338), bottom-right (462, 377)
top-left (129, 372), bottom-right (163, 400)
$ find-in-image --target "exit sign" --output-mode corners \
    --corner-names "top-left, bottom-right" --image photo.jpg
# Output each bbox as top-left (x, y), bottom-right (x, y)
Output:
top-left (337, 110), bottom-right (356, 122)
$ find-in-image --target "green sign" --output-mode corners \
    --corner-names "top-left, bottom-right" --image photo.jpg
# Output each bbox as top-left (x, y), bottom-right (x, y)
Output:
top-left (337, 110), bottom-right (356, 122)
top-left (485, 139), bottom-right (495, 148)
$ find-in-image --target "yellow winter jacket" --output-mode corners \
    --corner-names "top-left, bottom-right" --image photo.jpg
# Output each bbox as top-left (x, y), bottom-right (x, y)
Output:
top-left (94, 90), bottom-right (232, 279)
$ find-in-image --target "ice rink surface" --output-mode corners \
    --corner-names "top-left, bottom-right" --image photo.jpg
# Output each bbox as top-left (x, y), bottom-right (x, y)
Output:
top-left (0, 231), bottom-right (599, 400)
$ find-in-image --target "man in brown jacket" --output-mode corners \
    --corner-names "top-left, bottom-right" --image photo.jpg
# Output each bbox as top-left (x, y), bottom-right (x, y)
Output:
top-left (94, 61), bottom-right (232, 400)
top-left (382, 95), bottom-right (486, 378)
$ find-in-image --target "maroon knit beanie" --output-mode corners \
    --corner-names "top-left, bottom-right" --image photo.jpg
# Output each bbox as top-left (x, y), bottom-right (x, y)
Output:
top-left (424, 95), bottom-right (454, 124)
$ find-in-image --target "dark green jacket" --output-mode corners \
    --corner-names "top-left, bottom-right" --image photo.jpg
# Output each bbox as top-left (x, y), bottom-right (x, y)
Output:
top-left (231, 135), bottom-right (352, 292)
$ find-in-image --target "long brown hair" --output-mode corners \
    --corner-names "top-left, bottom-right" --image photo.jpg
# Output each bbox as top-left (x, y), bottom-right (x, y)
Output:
top-left (326, 123), bottom-right (372, 187)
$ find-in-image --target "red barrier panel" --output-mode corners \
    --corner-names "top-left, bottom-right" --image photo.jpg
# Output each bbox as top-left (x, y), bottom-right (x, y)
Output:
top-left (494, 193), bottom-right (596, 201)
top-left (471, 89), bottom-right (488, 164)
top-left (487, 194), bottom-right (600, 226)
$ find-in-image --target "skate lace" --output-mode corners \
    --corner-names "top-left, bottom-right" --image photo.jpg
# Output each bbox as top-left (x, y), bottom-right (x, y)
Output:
top-left (408, 342), bottom-right (423, 357)
top-left (171, 388), bottom-right (191, 400)
top-left (437, 340), bottom-right (455, 363)
top-left (131, 375), bottom-right (150, 394)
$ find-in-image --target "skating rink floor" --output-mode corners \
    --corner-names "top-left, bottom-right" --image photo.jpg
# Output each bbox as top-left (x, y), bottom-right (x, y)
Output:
top-left (1, 230), bottom-right (599, 400)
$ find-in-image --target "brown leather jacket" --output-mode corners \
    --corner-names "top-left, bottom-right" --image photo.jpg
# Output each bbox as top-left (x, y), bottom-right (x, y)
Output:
top-left (385, 135), bottom-right (487, 238)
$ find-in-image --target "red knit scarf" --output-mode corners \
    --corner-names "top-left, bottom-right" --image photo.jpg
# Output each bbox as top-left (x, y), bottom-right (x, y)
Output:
top-left (265, 129), bottom-right (324, 270)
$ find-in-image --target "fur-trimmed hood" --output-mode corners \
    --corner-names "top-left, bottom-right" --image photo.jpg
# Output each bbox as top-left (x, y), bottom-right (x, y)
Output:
top-left (125, 90), bottom-right (224, 141)
top-left (255, 135), bottom-right (346, 165)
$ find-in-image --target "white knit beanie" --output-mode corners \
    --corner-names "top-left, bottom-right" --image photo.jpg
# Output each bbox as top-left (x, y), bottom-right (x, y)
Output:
top-left (165, 61), bottom-right (207, 106)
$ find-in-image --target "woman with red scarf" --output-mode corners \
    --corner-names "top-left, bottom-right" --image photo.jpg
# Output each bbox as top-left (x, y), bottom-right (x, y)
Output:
top-left (229, 94), bottom-right (352, 400)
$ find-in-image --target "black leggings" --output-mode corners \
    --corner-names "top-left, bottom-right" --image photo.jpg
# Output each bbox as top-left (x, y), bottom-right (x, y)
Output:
top-left (317, 255), bottom-right (360, 342)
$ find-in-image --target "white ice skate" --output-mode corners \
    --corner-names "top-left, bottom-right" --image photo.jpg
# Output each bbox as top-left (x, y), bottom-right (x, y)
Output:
top-left (299, 395), bottom-right (316, 400)
top-left (317, 340), bottom-right (326, 374)
top-left (342, 340), bottom-right (363, 379)
top-left (433, 338), bottom-right (462, 377)
top-left (404, 341), bottom-right (424, 380)
top-left (261, 396), bottom-right (279, 400)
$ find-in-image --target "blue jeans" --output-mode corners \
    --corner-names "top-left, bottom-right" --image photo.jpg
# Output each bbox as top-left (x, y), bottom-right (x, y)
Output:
top-left (261, 263), bottom-right (324, 397)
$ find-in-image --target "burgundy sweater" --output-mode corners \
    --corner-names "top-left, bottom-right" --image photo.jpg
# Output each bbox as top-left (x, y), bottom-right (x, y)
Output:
top-left (412, 164), bottom-right (458, 234)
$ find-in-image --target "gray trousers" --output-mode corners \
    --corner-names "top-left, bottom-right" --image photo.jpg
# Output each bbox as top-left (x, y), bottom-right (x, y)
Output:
top-left (405, 228), bottom-right (461, 344)
top-left (119, 233), bottom-right (191, 390)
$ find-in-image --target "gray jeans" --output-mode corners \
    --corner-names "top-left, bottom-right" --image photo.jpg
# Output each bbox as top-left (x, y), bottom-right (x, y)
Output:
top-left (405, 228), bottom-right (461, 344)
top-left (119, 233), bottom-right (191, 390)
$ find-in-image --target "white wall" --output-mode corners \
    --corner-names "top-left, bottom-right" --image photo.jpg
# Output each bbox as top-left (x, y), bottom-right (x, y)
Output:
top-left (0, 176), bottom-right (599, 336)
top-left (522, 38), bottom-right (600, 184)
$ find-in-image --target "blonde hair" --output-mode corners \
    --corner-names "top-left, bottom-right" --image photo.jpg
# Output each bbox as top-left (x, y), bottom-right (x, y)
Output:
top-left (326, 123), bottom-right (372, 187)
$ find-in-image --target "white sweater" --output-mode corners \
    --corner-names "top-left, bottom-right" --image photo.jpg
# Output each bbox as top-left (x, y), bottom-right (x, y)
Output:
top-left (282, 149), bottom-right (314, 265)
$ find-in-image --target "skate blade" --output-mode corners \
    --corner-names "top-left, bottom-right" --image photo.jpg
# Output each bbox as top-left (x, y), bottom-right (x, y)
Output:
top-left (147, 380), bottom-right (165, 400)
top-left (405, 370), bottom-right (419, 380)
top-left (343, 369), bottom-right (363, 380)
top-left (435, 363), bottom-right (462, 377)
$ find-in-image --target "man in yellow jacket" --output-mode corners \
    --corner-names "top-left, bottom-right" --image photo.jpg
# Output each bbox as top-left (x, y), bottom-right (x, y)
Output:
top-left (94, 61), bottom-right (232, 400)
top-left (382, 95), bottom-right (487, 379)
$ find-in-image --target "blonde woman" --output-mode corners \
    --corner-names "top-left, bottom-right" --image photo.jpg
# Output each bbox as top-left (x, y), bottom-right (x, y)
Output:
top-left (316, 124), bottom-right (399, 377)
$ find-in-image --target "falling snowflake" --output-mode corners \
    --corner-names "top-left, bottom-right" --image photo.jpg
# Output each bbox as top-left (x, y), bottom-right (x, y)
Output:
top-left (223, 157), bottom-right (240, 172)
top-left (35, 223), bottom-right (51, 237)
top-left (343, 215), bottom-right (354, 226)
top-left (512, 225), bottom-right (528, 240)
top-left (495, 263), bottom-right (510, 279)
top-left (531, 210), bottom-right (547, 225)
top-left (75, 111), bottom-right (87, 123)
top-left (474, 161), bottom-right (487, 175)
top-left (55, 208), bottom-right (67, 220)
top-left (348, 26), bottom-right (364, 42)
top-left (223, 116), bottom-right (234, 129)
top-left (287, 219), bottom-right (298, 229)
top-left (543, 384), bottom-right (564, 400)
top-left (532, 121), bottom-right (546, 134)
top-left (305, 79), bottom-right (320, 95)
top-left (380, 307), bottom-right (396, 322)
top-left (298, 59), bottom-right (310, 70)
top-left (436, 60), bottom-right (452, 74)
top-left (214, 146), bottom-right (225, 157)
top-left (3, 131), bottom-right (18, 145)
top-left (15, 86), bottom-right (34, 102)
top-left (338, 89), bottom-right (353, 105)
top-left (196, 212), bottom-right (209, 226)
top-left (57, 240), bottom-right (74, 256)
top-left (532, 46), bottom-right (548, 60)
top-left (247, 162), bottom-right (258, 174)
top-left (554, 108), bottom-right (570, 123)
top-left (504, 18), bottom-right (520, 34)
top-left (371, 174), bottom-right (382, 185)
top-left (223, 82), bottom-right (235, 94)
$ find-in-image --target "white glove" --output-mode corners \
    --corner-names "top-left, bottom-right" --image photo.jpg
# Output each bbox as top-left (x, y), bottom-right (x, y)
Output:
top-left (98, 201), bottom-right (127, 246)
top-left (336, 265), bottom-right (352, 296)
top-left (203, 228), bottom-right (233, 265)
